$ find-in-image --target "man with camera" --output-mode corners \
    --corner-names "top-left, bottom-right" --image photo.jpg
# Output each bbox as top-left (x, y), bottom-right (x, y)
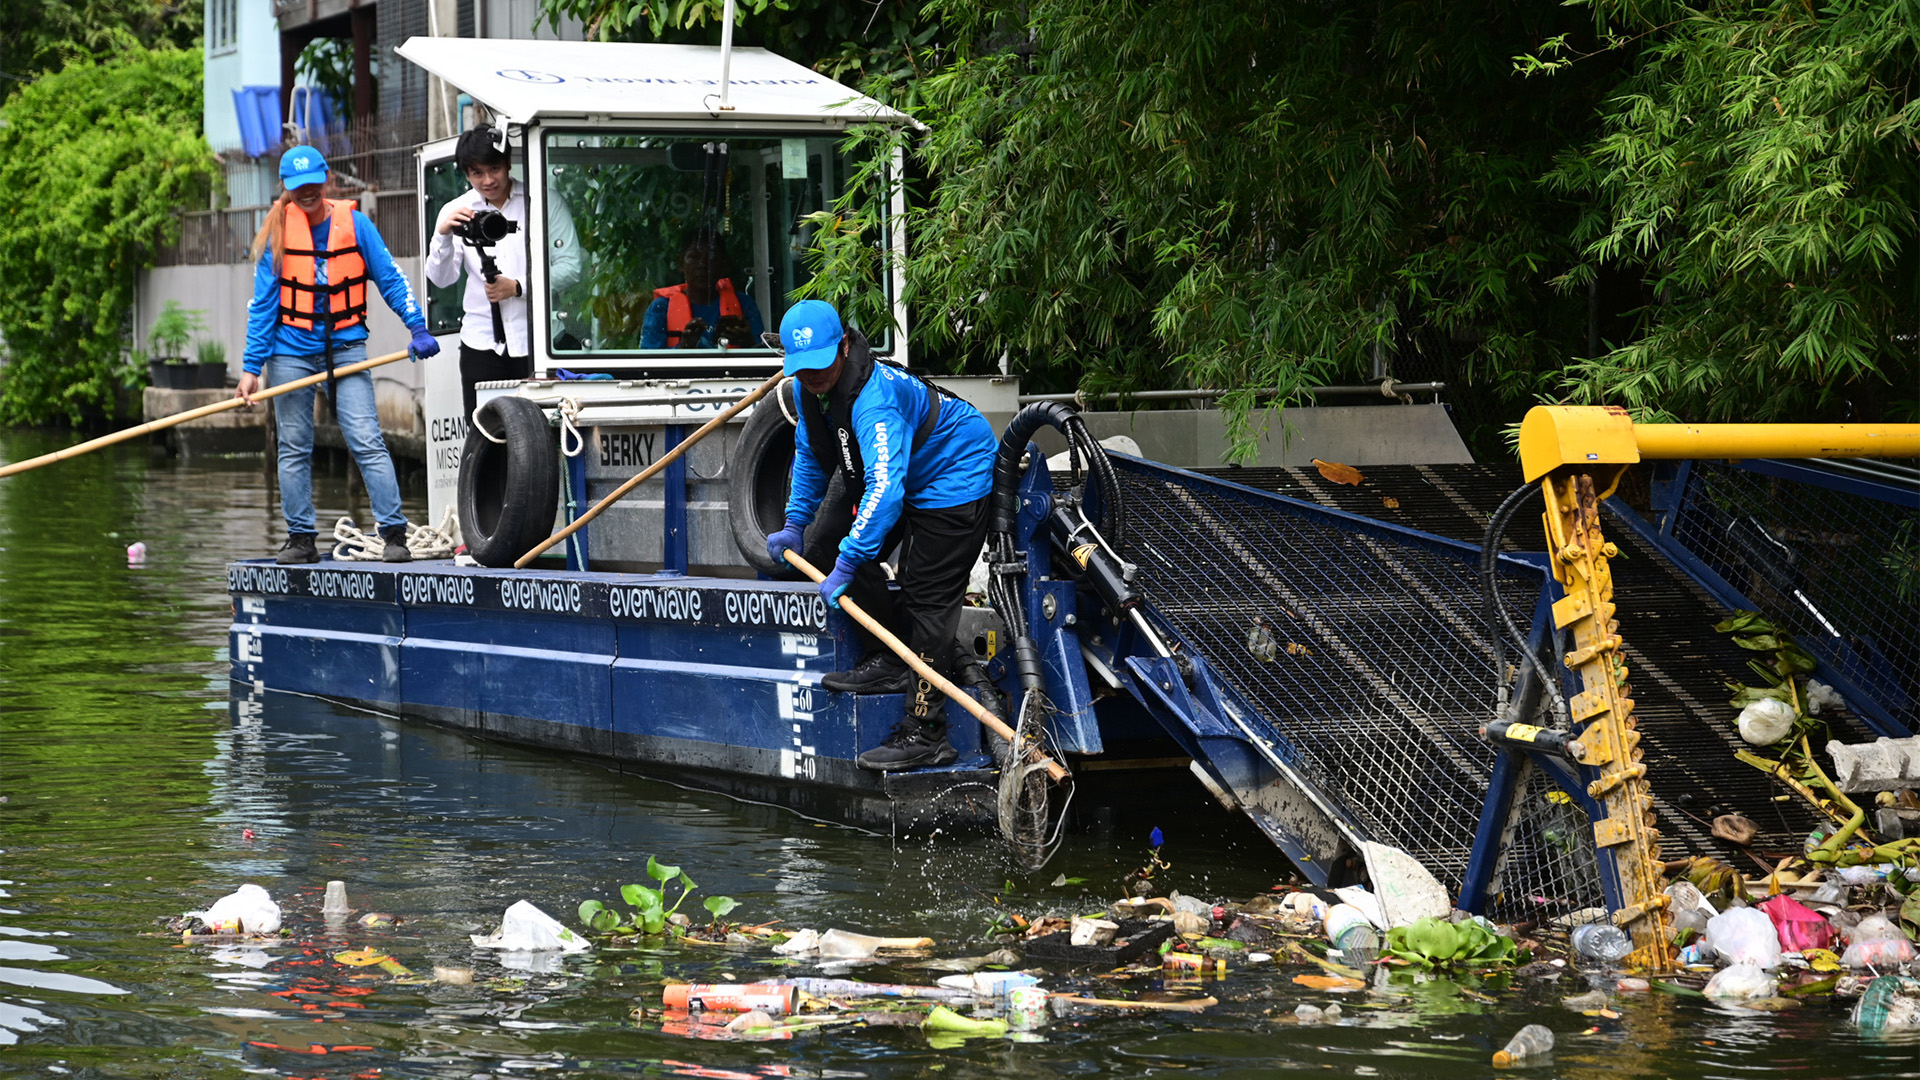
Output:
top-left (426, 125), bottom-right (581, 420)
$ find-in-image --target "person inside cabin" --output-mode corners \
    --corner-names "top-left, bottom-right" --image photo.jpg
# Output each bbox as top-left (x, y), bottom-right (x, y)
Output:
top-left (426, 124), bottom-right (582, 421)
top-left (235, 146), bottom-right (439, 566)
top-left (639, 226), bottom-right (764, 350)
top-left (765, 300), bottom-right (998, 771)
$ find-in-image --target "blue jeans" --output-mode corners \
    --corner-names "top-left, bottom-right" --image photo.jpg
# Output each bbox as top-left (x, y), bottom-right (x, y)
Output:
top-left (267, 344), bottom-right (407, 536)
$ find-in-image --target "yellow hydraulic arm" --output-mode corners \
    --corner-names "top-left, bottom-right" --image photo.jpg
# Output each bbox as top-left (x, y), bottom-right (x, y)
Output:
top-left (1515, 407), bottom-right (1919, 970)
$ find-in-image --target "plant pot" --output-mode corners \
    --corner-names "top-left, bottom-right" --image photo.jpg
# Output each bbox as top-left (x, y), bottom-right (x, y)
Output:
top-left (195, 360), bottom-right (228, 389)
top-left (147, 359), bottom-right (168, 387)
top-left (162, 360), bottom-right (197, 390)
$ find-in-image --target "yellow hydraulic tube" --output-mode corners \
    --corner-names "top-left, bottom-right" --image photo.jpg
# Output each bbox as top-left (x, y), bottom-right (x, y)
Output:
top-left (1518, 406), bottom-right (1920, 482)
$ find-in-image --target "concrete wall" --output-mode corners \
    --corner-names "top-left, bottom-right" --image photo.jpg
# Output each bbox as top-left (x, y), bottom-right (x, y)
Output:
top-left (135, 257), bottom-right (429, 443)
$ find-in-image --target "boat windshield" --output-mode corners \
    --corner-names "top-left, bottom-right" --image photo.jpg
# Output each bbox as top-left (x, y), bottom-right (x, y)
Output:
top-left (542, 131), bottom-right (888, 363)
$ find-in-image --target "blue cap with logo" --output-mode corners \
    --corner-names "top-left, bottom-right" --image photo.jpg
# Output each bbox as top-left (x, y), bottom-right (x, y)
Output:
top-left (779, 299), bottom-right (844, 375)
top-left (279, 146), bottom-right (329, 190)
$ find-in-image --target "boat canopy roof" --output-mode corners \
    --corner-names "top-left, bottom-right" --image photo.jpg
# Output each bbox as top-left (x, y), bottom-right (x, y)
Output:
top-left (395, 38), bottom-right (916, 129)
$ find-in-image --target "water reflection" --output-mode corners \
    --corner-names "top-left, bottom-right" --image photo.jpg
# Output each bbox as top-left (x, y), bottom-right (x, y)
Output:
top-left (3, 431), bottom-right (1918, 1078)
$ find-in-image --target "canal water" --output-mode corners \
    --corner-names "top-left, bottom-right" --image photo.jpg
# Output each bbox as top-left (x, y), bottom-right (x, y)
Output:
top-left (0, 429), bottom-right (1914, 1079)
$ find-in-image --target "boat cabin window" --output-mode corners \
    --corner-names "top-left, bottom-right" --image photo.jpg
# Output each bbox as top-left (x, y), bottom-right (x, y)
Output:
top-left (542, 131), bottom-right (889, 361)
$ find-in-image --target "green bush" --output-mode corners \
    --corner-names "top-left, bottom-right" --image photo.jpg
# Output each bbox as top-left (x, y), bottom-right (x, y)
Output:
top-left (0, 46), bottom-right (217, 425)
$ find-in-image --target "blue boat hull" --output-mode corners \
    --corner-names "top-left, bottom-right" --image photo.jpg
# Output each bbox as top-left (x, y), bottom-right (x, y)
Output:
top-left (227, 560), bottom-right (1000, 831)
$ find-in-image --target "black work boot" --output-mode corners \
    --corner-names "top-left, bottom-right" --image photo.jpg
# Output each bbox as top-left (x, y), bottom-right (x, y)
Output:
top-left (276, 533), bottom-right (320, 565)
top-left (823, 651), bottom-right (912, 695)
top-left (857, 663), bottom-right (958, 771)
top-left (380, 525), bottom-right (411, 563)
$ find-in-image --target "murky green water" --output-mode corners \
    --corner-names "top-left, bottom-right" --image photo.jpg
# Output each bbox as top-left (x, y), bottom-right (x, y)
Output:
top-left (1, 429), bottom-right (1915, 1079)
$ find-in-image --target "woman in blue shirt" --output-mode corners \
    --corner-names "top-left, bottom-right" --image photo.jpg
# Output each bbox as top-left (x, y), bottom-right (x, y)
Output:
top-left (234, 147), bottom-right (440, 564)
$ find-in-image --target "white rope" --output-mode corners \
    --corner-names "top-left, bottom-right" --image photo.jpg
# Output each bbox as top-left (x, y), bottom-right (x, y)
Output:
top-left (330, 508), bottom-right (460, 561)
top-left (775, 376), bottom-right (797, 426)
top-left (472, 403), bottom-right (506, 444)
top-left (557, 396), bottom-right (585, 458)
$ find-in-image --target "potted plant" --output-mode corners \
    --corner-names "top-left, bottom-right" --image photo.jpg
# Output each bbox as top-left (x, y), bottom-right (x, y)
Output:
top-left (148, 301), bottom-right (206, 389)
top-left (194, 339), bottom-right (229, 389)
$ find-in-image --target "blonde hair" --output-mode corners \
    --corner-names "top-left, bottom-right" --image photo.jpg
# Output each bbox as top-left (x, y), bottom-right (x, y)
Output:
top-left (248, 190), bottom-right (298, 275)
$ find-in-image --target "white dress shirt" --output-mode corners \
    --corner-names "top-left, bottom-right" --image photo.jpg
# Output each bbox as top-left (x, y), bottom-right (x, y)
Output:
top-left (425, 180), bottom-right (582, 357)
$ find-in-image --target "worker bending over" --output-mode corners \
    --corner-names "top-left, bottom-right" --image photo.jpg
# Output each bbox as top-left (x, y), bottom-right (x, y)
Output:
top-left (767, 300), bottom-right (996, 771)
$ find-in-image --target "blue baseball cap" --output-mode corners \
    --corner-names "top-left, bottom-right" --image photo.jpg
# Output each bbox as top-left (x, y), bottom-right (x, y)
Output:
top-left (280, 146), bottom-right (328, 190)
top-left (779, 300), bottom-right (845, 375)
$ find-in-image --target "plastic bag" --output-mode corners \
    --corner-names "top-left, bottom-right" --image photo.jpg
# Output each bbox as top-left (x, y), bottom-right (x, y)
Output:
top-left (1706, 907), bottom-right (1781, 969)
top-left (1704, 963), bottom-right (1776, 1001)
top-left (470, 900), bottom-right (590, 953)
top-left (1848, 914), bottom-right (1905, 944)
top-left (1757, 894), bottom-right (1833, 954)
top-left (1737, 698), bottom-right (1795, 746)
top-left (184, 884), bottom-right (282, 935)
top-left (1841, 937), bottom-right (1916, 969)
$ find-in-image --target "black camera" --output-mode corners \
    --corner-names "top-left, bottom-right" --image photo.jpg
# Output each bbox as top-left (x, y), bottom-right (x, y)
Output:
top-left (452, 208), bottom-right (517, 245)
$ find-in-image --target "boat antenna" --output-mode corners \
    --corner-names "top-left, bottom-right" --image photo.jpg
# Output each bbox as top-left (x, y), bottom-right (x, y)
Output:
top-left (717, 0), bottom-right (737, 112)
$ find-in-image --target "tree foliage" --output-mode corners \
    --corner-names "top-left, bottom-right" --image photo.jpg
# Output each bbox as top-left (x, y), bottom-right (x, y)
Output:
top-left (1533, 0), bottom-right (1918, 423)
top-left (0, 46), bottom-right (217, 425)
top-left (0, 0), bottom-right (203, 102)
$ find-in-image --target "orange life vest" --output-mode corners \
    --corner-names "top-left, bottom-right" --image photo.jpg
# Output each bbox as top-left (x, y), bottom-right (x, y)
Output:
top-left (278, 199), bottom-right (369, 332)
top-left (654, 279), bottom-right (743, 346)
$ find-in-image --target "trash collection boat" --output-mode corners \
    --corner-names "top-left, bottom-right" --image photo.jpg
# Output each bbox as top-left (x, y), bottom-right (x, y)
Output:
top-left (229, 37), bottom-right (1919, 953)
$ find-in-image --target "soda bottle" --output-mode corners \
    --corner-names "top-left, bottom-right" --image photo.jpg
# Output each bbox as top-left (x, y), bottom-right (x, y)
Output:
top-left (1492, 1023), bottom-right (1554, 1066)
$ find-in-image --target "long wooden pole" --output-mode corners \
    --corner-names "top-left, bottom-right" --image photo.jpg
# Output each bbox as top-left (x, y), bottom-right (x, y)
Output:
top-left (781, 549), bottom-right (1069, 782)
top-left (513, 371), bottom-right (784, 568)
top-left (0, 349), bottom-right (412, 479)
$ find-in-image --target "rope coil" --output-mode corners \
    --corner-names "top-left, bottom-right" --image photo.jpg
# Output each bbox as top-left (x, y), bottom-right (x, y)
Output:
top-left (331, 509), bottom-right (460, 561)
top-left (557, 396), bottom-right (586, 458)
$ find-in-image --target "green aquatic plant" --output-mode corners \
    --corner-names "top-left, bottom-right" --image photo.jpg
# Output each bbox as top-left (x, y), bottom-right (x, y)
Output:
top-left (1383, 917), bottom-right (1518, 970)
top-left (578, 855), bottom-right (737, 938)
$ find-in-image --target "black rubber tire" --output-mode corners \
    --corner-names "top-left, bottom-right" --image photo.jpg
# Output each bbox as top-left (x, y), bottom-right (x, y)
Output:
top-left (729, 381), bottom-right (848, 576)
top-left (458, 396), bottom-right (560, 567)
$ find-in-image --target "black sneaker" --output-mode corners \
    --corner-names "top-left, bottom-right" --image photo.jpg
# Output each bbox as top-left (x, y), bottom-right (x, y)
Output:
top-left (857, 718), bottom-right (958, 771)
top-left (822, 651), bottom-right (912, 695)
top-left (380, 525), bottom-right (412, 563)
top-left (276, 533), bottom-right (320, 565)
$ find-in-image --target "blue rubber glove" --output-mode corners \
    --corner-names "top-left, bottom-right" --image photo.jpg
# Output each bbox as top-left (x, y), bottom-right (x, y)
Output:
top-left (408, 326), bottom-right (441, 359)
top-left (820, 555), bottom-right (859, 609)
top-left (766, 523), bottom-right (805, 568)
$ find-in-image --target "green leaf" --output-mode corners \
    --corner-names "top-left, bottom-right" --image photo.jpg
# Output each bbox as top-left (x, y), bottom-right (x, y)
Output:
top-left (647, 856), bottom-right (681, 883)
top-left (1714, 611), bottom-right (1773, 634)
top-left (1776, 644), bottom-right (1817, 675)
top-left (704, 895), bottom-right (740, 920)
top-left (621, 883), bottom-right (663, 911)
top-left (1732, 633), bottom-right (1782, 651)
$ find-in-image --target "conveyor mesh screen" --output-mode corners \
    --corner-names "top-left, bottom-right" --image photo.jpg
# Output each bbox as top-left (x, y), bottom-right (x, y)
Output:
top-left (1665, 460), bottom-right (1920, 734)
top-left (1112, 460), bottom-right (1600, 917)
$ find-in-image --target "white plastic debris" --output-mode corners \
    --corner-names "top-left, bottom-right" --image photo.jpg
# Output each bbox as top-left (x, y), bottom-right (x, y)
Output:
top-left (1332, 886), bottom-right (1389, 929)
top-left (1736, 698), bottom-right (1796, 746)
top-left (1362, 842), bottom-right (1451, 927)
top-left (772, 928), bottom-right (821, 955)
top-left (1706, 907), bottom-right (1782, 969)
top-left (1704, 963), bottom-right (1777, 1001)
top-left (125, 542), bottom-right (147, 564)
top-left (1804, 680), bottom-right (1844, 716)
top-left (469, 900), bottom-right (590, 953)
top-left (322, 881), bottom-right (351, 917)
top-left (184, 884), bottom-right (282, 935)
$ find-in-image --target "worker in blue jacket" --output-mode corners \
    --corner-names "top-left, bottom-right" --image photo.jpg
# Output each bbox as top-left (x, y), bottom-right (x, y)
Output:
top-left (766, 300), bottom-right (996, 770)
top-left (235, 147), bottom-right (440, 564)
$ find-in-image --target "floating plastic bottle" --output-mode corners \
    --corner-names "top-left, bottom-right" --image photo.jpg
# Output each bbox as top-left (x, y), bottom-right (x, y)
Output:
top-left (662, 983), bottom-right (797, 1015)
top-left (1492, 1023), bottom-right (1554, 1067)
top-left (1569, 922), bottom-right (1632, 966)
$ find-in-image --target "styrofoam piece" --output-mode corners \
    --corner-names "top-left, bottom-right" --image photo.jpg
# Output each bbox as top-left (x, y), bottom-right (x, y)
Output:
top-left (469, 900), bottom-right (590, 953)
top-left (1362, 842), bottom-right (1451, 927)
top-left (185, 884), bottom-right (282, 935)
top-left (1828, 737), bottom-right (1920, 792)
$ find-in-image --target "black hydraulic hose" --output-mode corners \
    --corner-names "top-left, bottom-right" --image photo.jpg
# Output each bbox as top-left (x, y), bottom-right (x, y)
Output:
top-left (1479, 482), bottom-right (1567, 726)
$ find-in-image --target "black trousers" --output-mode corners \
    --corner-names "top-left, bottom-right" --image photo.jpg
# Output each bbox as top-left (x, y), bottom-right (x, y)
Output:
top-left (813, 494), bottom-right (989, 680)
top-left (460, 343), bottom-right (533, 422)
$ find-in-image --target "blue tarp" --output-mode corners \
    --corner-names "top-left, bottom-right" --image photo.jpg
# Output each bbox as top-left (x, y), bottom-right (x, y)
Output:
top-left (232, 85), bottom-right (346, 159)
